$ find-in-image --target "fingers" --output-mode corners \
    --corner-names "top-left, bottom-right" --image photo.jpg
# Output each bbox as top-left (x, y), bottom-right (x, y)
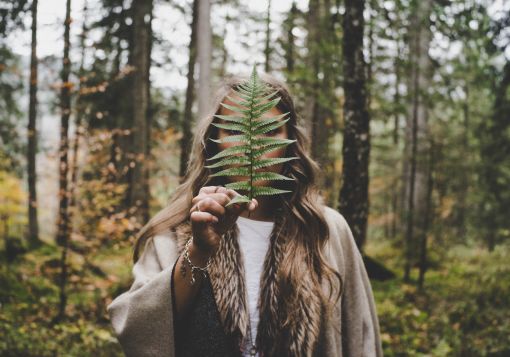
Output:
top-left (191, 193), bottom-right (230, 210)
top-left (198, 186), bottom-right (234, 196)
top-left (192, 186), bottom-right (258, 217)
top-left (190, 210), bottom-right (218, 224)
top-left (190, 196), bottom-right (226, 218)
top-left (192, 187), bottom-right (239, 208)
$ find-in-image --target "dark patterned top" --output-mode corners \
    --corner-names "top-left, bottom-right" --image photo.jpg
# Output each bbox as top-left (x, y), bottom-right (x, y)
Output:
top-left (171, 263), bottom-right (242, 357)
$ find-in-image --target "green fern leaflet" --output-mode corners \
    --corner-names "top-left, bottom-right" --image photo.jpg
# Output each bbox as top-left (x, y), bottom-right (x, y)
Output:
top-left (205, 65), bottom-right (298, 207)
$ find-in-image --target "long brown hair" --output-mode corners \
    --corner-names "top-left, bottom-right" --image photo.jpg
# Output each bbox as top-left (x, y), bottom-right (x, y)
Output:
top-left (133, 72), bottom-right (342, 309)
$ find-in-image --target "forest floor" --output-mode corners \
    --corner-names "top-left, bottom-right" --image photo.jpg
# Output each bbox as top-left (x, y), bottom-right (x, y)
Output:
top-left (1, 239), bottom-right (509, 356)
top-left (368, 240), bottom-right (510, 356)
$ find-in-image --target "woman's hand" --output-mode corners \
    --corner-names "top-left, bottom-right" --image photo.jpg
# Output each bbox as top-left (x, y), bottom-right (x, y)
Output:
top-left (189, 186), bottom-right (258, 255)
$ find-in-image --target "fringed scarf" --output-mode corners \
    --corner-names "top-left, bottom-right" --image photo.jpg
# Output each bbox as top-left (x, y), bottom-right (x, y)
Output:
top-left (174, 215), bottom-right (325, 357)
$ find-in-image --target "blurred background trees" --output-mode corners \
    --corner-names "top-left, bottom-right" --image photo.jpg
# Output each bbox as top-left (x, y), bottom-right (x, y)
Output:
top-left (0, 0), bottom-right (509, 355)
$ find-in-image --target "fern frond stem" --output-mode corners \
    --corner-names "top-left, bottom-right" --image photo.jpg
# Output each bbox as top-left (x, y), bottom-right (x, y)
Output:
top-left (248, 72), bottom-right (256, 202)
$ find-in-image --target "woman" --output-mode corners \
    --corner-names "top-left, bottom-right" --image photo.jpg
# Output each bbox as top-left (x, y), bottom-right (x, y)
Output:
top-left (107, 73), bottom-right (382, 357)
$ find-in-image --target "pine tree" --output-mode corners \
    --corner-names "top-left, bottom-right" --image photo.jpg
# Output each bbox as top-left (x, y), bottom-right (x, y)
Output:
top-left (27, 0), bottom-right (40, 248)
top-left (339, 0), bottom-right (371, 250)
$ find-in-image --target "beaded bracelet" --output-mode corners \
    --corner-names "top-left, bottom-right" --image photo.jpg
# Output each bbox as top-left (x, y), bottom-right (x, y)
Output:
top-left (180, 237), bottom-right (213, 285)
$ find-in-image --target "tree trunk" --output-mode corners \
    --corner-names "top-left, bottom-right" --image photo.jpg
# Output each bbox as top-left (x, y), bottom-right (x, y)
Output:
top-left (366, 0), bottom-right (374, 108)
top-left (418, 139), bottom-right (434, 289)
top-left (56, 0), bottom-right (72, 322)
top-left (218, 15), bottom-right (228, 78)
top-left (391, 38), bottom-right (402, 239)
top-left (27, 0), bottom-right (40, 248)
top-left (109, 34), bottom-right (127, 187)
top-left (69, 0), bottom-right (88, 233)
top-left (179, 0), bottom-right (199, 179)
top-left (321, 0), bottom-right (340, 207)
top-left (305, 0), bottom-right (338, 200)
top-left (338, 0), bottom-right (371, 250)
top-left (479, 62), bottom-right (510, 252)
top-left (145, 8), bottom-right (153, 219)
top-left (284, 1), bottom-right (297, 74)
top-left (403, 0), bottom-right (432, 282)
top-left (303, 0), bottom-right (319, 140)
top-left (264, 0), bottom-right (272, 73)
top-left (197, 0), bottom-right (211, 119)
top-left (129, 0), bottom-right (152, 224)
top-left (456, 83), bottom-right (469, 240)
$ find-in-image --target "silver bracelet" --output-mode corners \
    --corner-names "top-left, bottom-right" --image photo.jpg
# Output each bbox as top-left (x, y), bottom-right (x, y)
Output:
top-left (181, 237), bottom-right (213, 285)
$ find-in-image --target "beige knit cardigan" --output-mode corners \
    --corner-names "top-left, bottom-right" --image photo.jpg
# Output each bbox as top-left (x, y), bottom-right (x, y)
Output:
top-left (107, 206), bottom-right (383, 356)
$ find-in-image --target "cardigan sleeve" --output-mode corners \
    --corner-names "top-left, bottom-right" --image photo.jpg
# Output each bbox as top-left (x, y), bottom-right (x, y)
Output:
top-left (107, 236), bottom-right (178, 357)
top-left (337, 213), bottom-right (383, 357)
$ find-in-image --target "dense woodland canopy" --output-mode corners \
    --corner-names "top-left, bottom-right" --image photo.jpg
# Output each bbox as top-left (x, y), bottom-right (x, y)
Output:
top-left (1, 0), bottom-right (509, 355)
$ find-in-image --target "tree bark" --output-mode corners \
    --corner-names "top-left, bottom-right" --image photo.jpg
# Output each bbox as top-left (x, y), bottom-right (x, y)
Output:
top-left (305, 0), bottom-right (338, 199)
top-left (129, 0), bottom-right (152, 224)
top-left (56, 0), bottom-right (72, 322)
top-left (323, 0), bottom-right (340, 206)
top-left (391, 38), bottom-right (402, 239)
top-left (27, 0), bottom-right (40, 248)
top-left (69, 0), bottom-right (88, 233)
top-left (338, 0), bottom-right (371, 250)
top-left (302, 0), bottom-right (319, 139)
top-left (197, 0), bottom-right (211, 119)
top-left (179, 0), bottom-right (199, 179)
top-left (284, 1), bottom-right (297, 74)
top-left (218, 14), bottom-right (228, 78)
top-left (418, 140), bottom-right (434, 289)
top-left (456, 83), bottom-right (470, 240)
top-left (264, 0), bottom-right (272, 73)
top-left (403, 0), bottom-right (432, 282)
top-left (479, 62), bottom-right (510, 251)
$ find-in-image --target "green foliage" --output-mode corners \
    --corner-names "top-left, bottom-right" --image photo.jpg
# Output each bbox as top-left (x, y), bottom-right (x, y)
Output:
top-left (74, 129), bottom-right (138, 251)
top-left (477, 62), bottom-right (510, 249)
top-left (0, 242), bottom-right (128, 356)
top-left (0, 318), bottom-right (122, 357)
top-left (369, 241), bottom-right (510, 356)
top-left (206, 65), bottom-right (298, 206)
top-left (0, 45), bottom-right (25, 173)
top-left (0, 169), bottom-right (27, 241)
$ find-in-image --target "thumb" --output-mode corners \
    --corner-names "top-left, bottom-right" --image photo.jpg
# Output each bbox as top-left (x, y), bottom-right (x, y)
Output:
top-left (247, 198), bottom-right (258, 211)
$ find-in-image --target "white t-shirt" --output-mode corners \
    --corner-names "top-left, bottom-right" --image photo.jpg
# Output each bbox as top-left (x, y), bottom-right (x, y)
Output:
top-left (236, 215), bottom-right (274, 357)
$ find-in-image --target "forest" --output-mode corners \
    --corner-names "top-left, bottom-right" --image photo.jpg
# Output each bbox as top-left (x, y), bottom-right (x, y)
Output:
top-left (1, 0), bottom-right (509, 355)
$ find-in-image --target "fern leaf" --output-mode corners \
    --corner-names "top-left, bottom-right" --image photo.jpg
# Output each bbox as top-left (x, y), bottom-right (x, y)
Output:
top-left (213, 114), bottom-right (247, 125)
top-left (251, 172), bottom-right (294, 182)
top-left (225, 95), bottom-right (251, 108)
top-left (257, 90), bottom-right (280, 103)
top-left (226, 195), bottom-right (252, 206)
top-left (220, 102), bottom-right (251, 115)
top-left (252, 186), bottom-right (292, 196)
top-left (225, 181), bottom-right (251, 190)
top-left (252, 119), bottom-right (290, 136)
top-left (210, 166), bottom-right (251, 177)
top-left (252, 137), bottom-right (296, 148)
top-left (207, 64), bottom-right (296, 202)
top-left (253, 113), bottom-right (289, 129)
top-left (205, 156), bottom-right (250, 169)
top-left (252, 142), bottom-right (293, 158)
top-left (210, 135), bottom-right (248, 144)
top-left (252, 98), bottom-right (281, 115)
top-left (252, 157), bottom-right (299, 170)
top-left (207, 144), bottom-right (250, 161)
top-left (211, 122), bottom-right (250, 134)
